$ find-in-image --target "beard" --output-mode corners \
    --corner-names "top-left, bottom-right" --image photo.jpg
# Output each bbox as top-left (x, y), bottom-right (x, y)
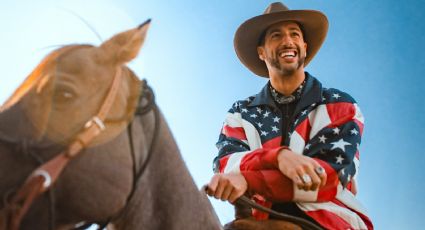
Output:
top-left (268, 48), bottom-right (306, 76)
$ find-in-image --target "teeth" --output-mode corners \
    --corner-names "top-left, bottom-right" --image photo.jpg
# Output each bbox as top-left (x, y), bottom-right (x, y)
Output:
top-left (280, 51), bottom-right (296, 58)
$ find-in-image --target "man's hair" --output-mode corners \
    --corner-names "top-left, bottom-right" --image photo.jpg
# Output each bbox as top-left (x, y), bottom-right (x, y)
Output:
top-left (257, 21), bottom-right (306, 46)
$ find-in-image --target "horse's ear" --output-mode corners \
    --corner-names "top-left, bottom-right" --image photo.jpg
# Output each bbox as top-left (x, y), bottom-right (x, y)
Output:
top-left (98, 19), bottom-right (151, 65)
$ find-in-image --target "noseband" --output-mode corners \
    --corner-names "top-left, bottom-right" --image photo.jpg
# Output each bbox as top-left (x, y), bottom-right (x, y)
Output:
top-left (1, 66), bottom-right (139, 230)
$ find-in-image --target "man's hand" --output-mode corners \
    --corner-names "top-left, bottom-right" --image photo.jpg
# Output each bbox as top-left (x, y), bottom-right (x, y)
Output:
top-left (206, 172), bottom-right (248, 203)
top-left (277, 149), bottom-right (327, 191)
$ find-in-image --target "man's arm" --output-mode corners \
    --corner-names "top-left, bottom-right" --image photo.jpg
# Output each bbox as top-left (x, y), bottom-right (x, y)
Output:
top-left (212, 100), bottom-right (285, 173)
top-left (209, 100), bottom-right (290, 201)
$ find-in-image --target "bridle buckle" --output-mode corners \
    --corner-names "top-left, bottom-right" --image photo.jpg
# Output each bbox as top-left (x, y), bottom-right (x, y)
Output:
top-left (84, 116), bottom-right (106, 131)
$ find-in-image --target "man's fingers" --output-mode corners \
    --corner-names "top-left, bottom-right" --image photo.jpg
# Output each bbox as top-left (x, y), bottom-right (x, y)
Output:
top-left (316, 166), bottom-right (327, 187)
top-left (293, 174), bottom-right (305, 190)
top-left (300, 172), bottom-right (312, 191)
top-left (228, 188), bottom-right (244, 203)
top-left (305, 167), bottom-right (321, 191)
top-left (205, 186), bottom-right (214, 197)
top-left (278, 150), bottom-right (328, 191)
top-left (311, 161), bottom-right (327, 188)
top-left (214, 177), bottom-right (227, 199)
top-left (206, 175), bottom-right (219, 196)
top-left (221, 186), bottom-right (234, 201)
top-left (206, 173), bottom-right (248, 202)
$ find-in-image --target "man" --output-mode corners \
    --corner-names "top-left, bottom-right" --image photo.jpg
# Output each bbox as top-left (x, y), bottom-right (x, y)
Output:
top-left (206, 2), bottom-right (373, 230)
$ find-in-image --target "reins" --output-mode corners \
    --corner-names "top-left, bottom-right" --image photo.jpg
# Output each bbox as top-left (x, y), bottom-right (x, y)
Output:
top-left (201, 186), bottom-right (324, 230)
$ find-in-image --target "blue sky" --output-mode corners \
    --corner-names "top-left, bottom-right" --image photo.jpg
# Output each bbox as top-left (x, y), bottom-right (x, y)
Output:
top-left (1, 0), bottom-right (424, 229)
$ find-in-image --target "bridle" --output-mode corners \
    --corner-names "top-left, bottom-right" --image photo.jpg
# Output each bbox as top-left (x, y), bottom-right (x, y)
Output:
top-left (0, 66), bottom-right (160, 230)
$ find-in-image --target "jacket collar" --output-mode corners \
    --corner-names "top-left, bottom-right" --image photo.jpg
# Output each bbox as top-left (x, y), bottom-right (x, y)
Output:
top-left (248, 81), bottom-right (277, 109)
top-left (248, 72), bottom-right (323, 112)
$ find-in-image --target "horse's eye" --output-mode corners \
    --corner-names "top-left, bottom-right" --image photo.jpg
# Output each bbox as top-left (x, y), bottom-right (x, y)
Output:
top-left (53, 87), bottom-right (77, 104)
top-left (62, 92), bottom-right (74, 99)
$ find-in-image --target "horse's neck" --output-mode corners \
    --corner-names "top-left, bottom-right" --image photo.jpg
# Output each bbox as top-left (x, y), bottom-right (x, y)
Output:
top-left (114, 110), bottom-right (221, 230)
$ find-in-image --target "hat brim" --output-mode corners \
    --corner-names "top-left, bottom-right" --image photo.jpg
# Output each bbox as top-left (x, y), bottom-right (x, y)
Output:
top-left (234, 10), bottom-right (328, 77)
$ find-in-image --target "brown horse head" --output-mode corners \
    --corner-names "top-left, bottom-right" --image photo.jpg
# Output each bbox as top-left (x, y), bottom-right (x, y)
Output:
top-left (0, 21), bottom-right (152, 229)
top-left (0, 21), bottom-right (150, 147)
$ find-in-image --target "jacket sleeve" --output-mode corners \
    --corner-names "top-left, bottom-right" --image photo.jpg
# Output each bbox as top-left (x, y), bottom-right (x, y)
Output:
top-left (302, 98), bottom-right (364, 195)
top-left (240, 157), bottom-right (339, 202)
top-left (213, 100), bottom-right (286, 173)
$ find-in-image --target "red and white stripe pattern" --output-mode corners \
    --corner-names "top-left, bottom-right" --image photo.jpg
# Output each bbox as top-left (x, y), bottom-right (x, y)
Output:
top-left (298, 185), bottom-right (373, 230)
top-left (222, 112), bottom-right (262, 150)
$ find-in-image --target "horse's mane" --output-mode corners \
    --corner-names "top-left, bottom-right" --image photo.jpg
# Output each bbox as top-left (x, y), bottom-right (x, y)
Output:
top-left (0, 44), bottom-right (93, 112)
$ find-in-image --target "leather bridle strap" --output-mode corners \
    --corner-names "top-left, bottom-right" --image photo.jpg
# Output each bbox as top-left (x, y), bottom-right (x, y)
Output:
top-left (89, 80), bottom-right (159, 230)
top-left (6, 67), bottom-right (123, 230)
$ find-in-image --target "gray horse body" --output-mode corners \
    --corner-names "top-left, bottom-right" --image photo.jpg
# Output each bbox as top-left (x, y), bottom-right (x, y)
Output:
top-left (112, 105), bottom-right (221, 230)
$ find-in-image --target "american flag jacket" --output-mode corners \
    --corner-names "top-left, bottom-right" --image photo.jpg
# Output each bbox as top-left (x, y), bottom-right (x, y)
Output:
top-left (214, 73), bottom-right (373, 230)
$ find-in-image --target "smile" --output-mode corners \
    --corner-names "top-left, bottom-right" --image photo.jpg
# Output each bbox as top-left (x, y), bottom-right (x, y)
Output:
top-left (278, 49), bottom-right (298, 61)
top-left (280, 50), bottom-right (296, 58)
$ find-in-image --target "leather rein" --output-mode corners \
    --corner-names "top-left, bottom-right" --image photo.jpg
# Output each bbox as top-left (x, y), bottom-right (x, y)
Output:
top-left (1, 66), bottom-right (133, 230)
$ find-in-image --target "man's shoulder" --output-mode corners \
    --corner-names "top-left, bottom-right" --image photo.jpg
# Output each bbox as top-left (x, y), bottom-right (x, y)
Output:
top-left (321, 87), bottom-right (357, 104)
top-left (228, 95), bottom-right (256, 112)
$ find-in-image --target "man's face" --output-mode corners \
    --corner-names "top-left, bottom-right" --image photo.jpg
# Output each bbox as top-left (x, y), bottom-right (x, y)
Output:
top-left (257, 21), bottom-right (307, 77)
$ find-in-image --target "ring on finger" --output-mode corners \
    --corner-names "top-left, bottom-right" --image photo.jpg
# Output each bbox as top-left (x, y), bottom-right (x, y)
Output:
top-left (301, 174), bottom-right (312, 184)
top-left (315, 166), bottom-right (325, 175)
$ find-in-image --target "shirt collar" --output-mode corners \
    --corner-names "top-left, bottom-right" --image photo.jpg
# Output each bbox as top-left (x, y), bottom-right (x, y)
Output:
top-left (248, 72), bottom-right (323, 111)
top-left (269, 79), bottom-right (305, 104)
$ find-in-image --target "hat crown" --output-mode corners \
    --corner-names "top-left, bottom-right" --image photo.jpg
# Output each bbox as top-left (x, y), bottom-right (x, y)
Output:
top-left (263, 2), bottom-right (289, 14)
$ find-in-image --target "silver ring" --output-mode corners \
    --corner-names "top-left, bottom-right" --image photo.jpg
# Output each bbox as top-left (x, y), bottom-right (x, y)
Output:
top-left (301, 174), bottom-right (311, 184)
top-left (315, 167), bottom-right (325, 175)
top-left (33, 169), bottom-right (52, 189)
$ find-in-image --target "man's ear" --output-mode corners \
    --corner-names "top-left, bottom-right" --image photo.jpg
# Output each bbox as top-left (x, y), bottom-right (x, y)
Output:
top-left (257, 46), bottom-right (265, 61)
top-left (304, 42), bottom-right (308, 58)
top-left (97, 19), bottom-right (151, 65)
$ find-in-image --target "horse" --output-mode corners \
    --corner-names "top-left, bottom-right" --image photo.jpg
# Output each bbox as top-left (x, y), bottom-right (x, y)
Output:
top-left (0, 20), bottom-right (222, 230)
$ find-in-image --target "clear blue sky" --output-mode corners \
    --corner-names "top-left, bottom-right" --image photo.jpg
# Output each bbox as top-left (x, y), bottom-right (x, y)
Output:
top-left (1, 0), bottom-right (424, 229)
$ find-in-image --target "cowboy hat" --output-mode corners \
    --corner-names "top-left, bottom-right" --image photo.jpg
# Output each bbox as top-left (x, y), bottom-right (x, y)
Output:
top-left (234, 2), bottom-right (328, 77)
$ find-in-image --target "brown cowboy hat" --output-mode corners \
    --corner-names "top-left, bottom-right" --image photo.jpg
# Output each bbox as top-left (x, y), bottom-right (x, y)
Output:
top-left (234, 2), bottom-right (328, 77)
